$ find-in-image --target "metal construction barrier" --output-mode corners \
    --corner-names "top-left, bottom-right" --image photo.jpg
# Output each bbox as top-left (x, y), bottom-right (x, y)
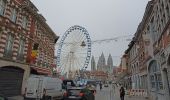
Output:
top-left (128, 89), bottom-right (148, 97)
top-left (129, 89), bottom-right (135, 96)
top-left (140, 90), bottom-right (143, 96)
top-left (143, 90), bottom-right (148, 97)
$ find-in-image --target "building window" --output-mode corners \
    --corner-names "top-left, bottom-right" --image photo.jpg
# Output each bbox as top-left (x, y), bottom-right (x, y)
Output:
top-left (41, 52), bottom-right (45, 67)
top-left (10, 8), bottom-right (17, 22)
top-left (4, 34), bottom-right (14, 58)
top-left (36, 49), bottom-right (42, 66)
top-left (150, 75), bottom-right (156, 88)
top-left (17, 38), bottom-right (25, 60)
top-left (161, 2), bottom-right (164, 9)
top-left (22, 16), bottom-right (28, 29)
top-left (0, 0), bottom-right (5, 16)
top-left (0, 27), bottom-right (2, 38)
top-left (156, 73), bottom-right (163, 89)
top-left (166, 5), bottom-right (170, 17)
top-left (149, 60), bottom-right (163, 90)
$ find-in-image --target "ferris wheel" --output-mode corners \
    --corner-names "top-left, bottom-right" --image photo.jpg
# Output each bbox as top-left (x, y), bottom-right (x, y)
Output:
top-left (56, 25), bottom-right (91, 77)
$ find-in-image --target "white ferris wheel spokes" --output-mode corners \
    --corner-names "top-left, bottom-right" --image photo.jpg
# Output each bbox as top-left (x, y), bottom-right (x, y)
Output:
top-left (57, 25), bottom-right (91, 77)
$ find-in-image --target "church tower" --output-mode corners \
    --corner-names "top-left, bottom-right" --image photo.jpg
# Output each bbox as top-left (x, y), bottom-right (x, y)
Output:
top-left (100, 52), bottom-right (106, 71)
top-left (91, 56), bottom-right (96, 71)
top-left (107, 54), bottom-right (113, 73)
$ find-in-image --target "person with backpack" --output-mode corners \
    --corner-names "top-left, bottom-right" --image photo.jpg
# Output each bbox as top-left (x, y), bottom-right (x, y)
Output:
top-left (120, 86), bottom-right (125, 100)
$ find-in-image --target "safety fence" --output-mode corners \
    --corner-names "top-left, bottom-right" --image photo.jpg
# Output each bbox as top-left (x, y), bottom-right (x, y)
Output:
top-left (127, 89), bottom-right (148, 97)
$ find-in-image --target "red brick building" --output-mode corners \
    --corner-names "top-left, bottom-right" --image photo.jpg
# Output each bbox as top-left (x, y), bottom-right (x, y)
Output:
top-left (90, 70), bottom-right (108, 81)
top-left (0, 0), bottom-right (58, 97)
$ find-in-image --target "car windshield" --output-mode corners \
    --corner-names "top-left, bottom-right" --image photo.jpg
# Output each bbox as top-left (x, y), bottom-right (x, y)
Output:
top-left (63, 80), bottom-right (76, 86)
top-left (86, 81), bottom-right (96, 86)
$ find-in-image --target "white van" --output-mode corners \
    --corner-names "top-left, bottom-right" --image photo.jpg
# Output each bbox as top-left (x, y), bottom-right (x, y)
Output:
top-left (24, 75), bottom-right (63, 100)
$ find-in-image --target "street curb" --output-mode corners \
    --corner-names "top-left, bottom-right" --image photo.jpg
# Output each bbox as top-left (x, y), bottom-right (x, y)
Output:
top-left (127, 96), bottom-right (150, 100)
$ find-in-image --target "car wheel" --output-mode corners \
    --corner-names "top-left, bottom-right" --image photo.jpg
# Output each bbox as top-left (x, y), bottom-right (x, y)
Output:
top-left (81, 96), bottom-right (88, 100)
top-left (48, 96), bottom-right (53, 100)
top-left (92, 96), bottom-right (95, 100)
top-left (81, 98), bottom-right (87, 100)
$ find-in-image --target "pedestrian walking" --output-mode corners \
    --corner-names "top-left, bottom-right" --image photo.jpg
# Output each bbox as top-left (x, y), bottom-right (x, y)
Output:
top-left (119, 86), bottom-right (125, 100)
top-left (99, 82), bottom-right (102, 90)
top-left (112, 84), bottom-right (115, 93)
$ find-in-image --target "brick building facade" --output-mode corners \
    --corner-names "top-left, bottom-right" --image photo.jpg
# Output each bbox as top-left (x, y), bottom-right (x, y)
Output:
top-left (0, 0), bottom-right (58, 97)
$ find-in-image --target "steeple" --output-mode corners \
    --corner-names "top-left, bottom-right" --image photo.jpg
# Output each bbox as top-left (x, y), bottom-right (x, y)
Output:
top-left (91, 56), bottom-right (96, 71)
top-left (100, 52), bottom-right (106, 67)
top-left (97, 56), bottom-right (102, 71)
top-left (107, 54), bottom-right (113, 73)
top-left (107, 54), bottom-right (113, 67)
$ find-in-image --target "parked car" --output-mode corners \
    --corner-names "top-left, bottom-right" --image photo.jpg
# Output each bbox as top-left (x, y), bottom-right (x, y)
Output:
top-left (63, 87), bottom-right (95, 100)
top-left (24, 75), bottom-right (64, 100)
top-left (86, 80), bottom-right (97, 87)
top-left (104, 84), bottom-right (108, 87)
top-left (0, 95), bottom-right (8, 100)
top-left (62, 79), bottom-right (76, 89)
top-left (88, 86), bottom-right (96, 95)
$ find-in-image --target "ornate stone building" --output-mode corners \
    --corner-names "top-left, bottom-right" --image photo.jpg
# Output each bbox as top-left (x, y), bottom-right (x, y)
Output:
top-left (139, 0), bottom-right (170, 99)
top-left (122, 0), bottom-right (170, 100)
top-left (0, 0), bottom-right (58, 97)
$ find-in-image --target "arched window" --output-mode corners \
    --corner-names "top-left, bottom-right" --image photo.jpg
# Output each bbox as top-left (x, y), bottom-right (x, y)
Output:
top-left (149, 60), bottom-right (163, 90)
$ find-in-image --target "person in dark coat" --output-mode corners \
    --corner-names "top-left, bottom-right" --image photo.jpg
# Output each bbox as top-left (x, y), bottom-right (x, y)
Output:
top-left (99, 83), bottom-right (102, 90)
top-left (120, 86), bottom-right (125, 100)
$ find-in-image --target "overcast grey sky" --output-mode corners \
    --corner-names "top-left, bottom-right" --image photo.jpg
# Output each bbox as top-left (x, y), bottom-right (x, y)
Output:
top-left (31, 0), bottom-right (149, 67)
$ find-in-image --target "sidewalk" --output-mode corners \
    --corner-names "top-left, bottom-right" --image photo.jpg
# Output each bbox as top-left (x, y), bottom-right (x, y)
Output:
top-left (126, 96), bottom-right (149, 100)
top-left (7, 96), bottom-right (24, 100)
